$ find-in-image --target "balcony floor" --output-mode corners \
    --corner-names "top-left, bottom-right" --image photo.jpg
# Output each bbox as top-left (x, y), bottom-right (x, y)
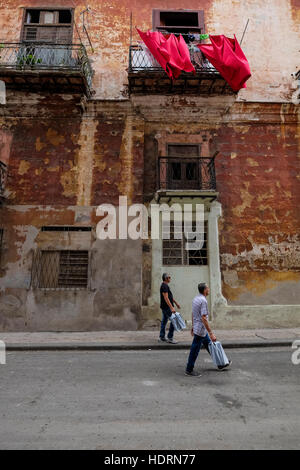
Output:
top-left (128, 70), bottom-right (235, 96)
top-left (0, 67), bottom-right (90, 95)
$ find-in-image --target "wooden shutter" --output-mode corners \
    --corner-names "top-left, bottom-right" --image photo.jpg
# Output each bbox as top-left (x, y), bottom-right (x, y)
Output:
top-left (152, 9), bottom-right (161, 30)
top-left (55, 27), bottom-right (72, 44)
top-left (198, 11), bottom-right (205, 33)
top-left (36, 27), bottom-right (57, 43)
top-left (24, 26), bottom-right (38, 41)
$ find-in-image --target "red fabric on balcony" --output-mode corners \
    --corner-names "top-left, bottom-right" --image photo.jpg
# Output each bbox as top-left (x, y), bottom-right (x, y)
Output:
top-left (198, 35), bottom-right (251, 91)
top-left (137, 29), bottom-right (195, 79)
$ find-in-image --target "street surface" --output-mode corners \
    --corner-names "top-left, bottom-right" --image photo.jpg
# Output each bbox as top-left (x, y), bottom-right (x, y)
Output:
top-left (0, 348), bottom-right (299, 449)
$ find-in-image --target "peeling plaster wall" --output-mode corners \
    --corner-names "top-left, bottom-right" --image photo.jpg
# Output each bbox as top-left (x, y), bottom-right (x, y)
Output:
top-left (139, 98), bottom-right (300, 314)
top-left (0, 0), bottom-right (299, 100)
top-left (0, 96), bottom-right (145, 331)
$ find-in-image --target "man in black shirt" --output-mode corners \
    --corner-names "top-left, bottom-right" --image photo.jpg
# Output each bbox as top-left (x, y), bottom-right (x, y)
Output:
top-left (159, 273), bottom-right (181, 344)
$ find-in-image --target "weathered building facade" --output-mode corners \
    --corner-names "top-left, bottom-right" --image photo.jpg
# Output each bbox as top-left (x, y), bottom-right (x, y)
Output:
top-left (0, 0), bottom-right (299, 331)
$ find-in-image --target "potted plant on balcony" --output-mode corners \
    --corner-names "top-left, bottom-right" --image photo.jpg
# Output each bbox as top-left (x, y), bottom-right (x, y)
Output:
top-left (17, 50), bottom-right (42, 69)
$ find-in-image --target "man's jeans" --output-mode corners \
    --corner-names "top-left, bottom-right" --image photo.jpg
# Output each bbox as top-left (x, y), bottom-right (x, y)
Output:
top-left (160, 308), bottom-right (174, 340)
top-left (186, 333), bottom-right (211, 372)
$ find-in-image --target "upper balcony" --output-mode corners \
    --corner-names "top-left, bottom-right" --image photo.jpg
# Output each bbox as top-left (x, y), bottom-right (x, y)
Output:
top-left (156, 156), bottom-right (217, 200)
top-left (0, 43), bottom-right (93, 96)
top-left (0, 161), bottom-right (7, 203)
top-left (128, 42), bottom-right (235, 96)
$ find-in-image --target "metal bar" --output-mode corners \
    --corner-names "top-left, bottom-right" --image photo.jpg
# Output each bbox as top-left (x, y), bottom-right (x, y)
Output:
top-left (240, 19), bottom-right (250, 45)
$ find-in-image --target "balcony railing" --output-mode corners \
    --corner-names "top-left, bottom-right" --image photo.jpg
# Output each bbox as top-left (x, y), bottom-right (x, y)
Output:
top-left (128, 41), bottom-right (234, 95)
top-left (129, 44), bottom-right (217, 75)
top-left (158, 157), bottom-right (216, 191)
top-left (0, 43), bottom-right (93, 94)
top-left (0, 161), bottom-right (7, 200)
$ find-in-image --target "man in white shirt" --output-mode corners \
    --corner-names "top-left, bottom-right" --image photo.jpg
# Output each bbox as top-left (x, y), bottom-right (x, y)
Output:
top-left (185, 282), bottom-right (217, 376)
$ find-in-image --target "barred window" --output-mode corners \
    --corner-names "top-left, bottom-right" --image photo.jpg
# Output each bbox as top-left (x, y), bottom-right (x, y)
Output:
top-left (162, 220), bottom-right (208, 266)
top-left (31, 250), bottom-right (89, 289)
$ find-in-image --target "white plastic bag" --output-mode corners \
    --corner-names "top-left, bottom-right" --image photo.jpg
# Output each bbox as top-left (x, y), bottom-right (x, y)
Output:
top-left (208, 341), bottom-right (229, 367)
top-left (170, 312), bottom-right (186, 332)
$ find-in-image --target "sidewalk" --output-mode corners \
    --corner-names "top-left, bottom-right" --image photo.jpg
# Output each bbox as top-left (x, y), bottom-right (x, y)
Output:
top-left (0, 328), bottom-right (299, 351)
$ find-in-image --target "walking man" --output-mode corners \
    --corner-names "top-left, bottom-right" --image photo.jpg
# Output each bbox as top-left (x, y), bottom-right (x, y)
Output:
top-left (185, 282), bottom-right (230, 376)
top-left (159, 273), bottom-right (181, 344)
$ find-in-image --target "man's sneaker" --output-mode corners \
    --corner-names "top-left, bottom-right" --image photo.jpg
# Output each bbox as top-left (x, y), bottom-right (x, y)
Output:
top-left (158, 337), bottom-right (167, 342)
top-left (218, 360), bottom-right (232, 370)
top-left (185, 370), bottom-right (202, 377)
top-left (167, 338), bottom-right (178, 344)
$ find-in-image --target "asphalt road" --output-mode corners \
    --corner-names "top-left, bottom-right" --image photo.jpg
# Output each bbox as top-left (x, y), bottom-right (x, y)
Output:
top-left (0, 348), bottom-right (299, 450)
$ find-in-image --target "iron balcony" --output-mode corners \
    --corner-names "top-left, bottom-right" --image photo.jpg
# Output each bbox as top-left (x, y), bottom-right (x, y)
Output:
top-left (128, 43), bottom-right (235, 95)
top-left (158, 156), bottom-right (217, 192)
top-left (0, 42), bottom-right (93, 96)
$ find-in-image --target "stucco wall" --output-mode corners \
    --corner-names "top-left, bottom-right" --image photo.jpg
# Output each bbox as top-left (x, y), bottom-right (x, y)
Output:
top-left (0, 206), bottom-right (142, 331)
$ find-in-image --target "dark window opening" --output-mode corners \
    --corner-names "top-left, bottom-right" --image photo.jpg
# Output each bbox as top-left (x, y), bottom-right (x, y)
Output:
top-left (59, 10), bottom-right (72, 24)
top-left (171, 162), bottom-right (181, 180)
top-left (153, 9), bottom-right (204, 34)
top-left (26, 9), bottom-right (40, 24)
top-left (160, 11), bottom-right (199, 27)
top-left (186, 162), bottom-right (197, 180)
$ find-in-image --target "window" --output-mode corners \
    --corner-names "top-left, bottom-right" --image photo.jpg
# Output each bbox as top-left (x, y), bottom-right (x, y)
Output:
top-left (152, 9), bottom-right (205, 34)
top-left (165, 144), bottom-right (201, 190)
top-left (162, 220), bottom-right (208, 266)
top-left (32, 250), bottom-right (89, 289)
top-left (22, 8), bottom-right (73, 43)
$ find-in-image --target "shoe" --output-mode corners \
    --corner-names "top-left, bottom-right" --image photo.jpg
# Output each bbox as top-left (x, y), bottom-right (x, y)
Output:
top-left (158, 337), bottom-right (167, 342)
top-left (185, 370), bottom-right (202, 377)
top-left (218, 360), bottom-right (232, 370)
top-left (167, 338), bottom-right (178, 344)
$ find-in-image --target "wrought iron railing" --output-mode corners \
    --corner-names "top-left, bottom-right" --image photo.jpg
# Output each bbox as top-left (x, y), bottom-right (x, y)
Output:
top-left (129, 43), bottom-right (217, 75)
top-left (0, 161), bottom-right (7, 199)
top-left (158, 157), bottom-right (216, 191)
top-left (0, 43), bottom-right (93, 89)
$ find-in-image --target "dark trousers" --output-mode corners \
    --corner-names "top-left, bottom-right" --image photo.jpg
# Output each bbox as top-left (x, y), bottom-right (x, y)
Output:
top-left (159, 308), bottom-right (174, 340)
top-left (186, 333), bottom-right (211, 372)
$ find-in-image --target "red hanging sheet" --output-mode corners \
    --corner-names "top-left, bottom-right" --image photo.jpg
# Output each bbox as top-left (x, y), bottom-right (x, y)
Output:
top-left (198, 35), bottom-right (251, 91)
top-left (137, 29), bottom-right (195, 79)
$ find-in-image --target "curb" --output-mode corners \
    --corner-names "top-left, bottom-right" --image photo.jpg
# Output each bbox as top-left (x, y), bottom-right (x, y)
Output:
top-left (5, 339), bottom-right (293, 351)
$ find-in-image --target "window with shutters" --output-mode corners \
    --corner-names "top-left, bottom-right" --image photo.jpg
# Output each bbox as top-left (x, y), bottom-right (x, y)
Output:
top-left (152, 9), bottom-right (205, 34)
top-left (22, 8), bottom-right (73, 44)
top-left (162, 220), bottom-right (208, 266)
top-left (166, 144), bottom-right (201, 190)
top-left (31, 250), bottom-right (89, 289)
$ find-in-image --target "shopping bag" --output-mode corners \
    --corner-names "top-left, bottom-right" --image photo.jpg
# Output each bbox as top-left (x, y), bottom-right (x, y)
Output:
top-left (170, 312), bottom-right (186, 332)
top-left (208, 340), bottom-right (229, 367)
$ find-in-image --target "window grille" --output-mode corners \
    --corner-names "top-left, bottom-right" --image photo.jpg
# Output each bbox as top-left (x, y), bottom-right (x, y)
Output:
top-left (31, 250), bottom-right (89, 289)
top-left (162, 220), bottom-right (208, 266)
